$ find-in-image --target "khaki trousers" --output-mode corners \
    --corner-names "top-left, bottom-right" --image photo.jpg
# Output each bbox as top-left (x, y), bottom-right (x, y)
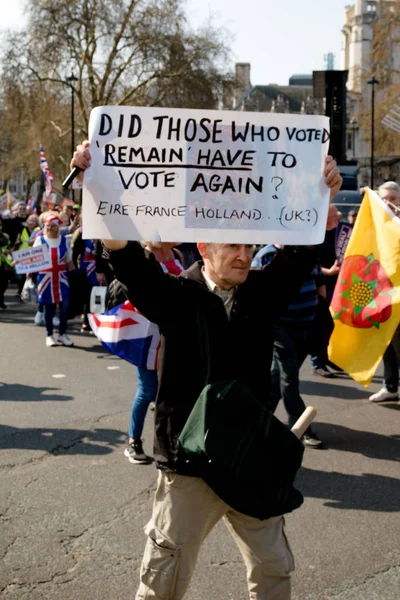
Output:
top-left (135, 472), bottom-right (295, 600)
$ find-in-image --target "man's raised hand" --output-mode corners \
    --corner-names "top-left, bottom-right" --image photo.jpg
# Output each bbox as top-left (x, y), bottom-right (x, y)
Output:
top-left (324, 156), bottom-right (342, 201)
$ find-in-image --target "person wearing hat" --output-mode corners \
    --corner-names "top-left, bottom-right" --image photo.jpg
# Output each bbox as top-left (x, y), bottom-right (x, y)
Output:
top-left (33, 215), bottom-right (76, 347)
top-left (347, 209), bottom-right (358, 225)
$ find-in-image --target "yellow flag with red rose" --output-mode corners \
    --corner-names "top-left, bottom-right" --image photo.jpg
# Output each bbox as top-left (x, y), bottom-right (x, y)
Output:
top-left (329, 189), bottom-right (400, 386)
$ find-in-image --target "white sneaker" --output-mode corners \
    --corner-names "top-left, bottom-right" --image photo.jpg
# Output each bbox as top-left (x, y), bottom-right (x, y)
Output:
top-left (46, 335), bottom-right (58, 347)
top-left (53, 316), bottom-right (60, 327)
top-left (34, 311), bottom-right (44, 326)
top-left (369, 387), bottom-right (398, 402)
top-left (57, 334), bottom-right (74, 347)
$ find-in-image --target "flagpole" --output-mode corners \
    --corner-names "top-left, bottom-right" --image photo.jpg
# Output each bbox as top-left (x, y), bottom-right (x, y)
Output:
top-left (367, 76), bottom-right (379, 191)
top-left (66, 73), bottom-right (78, 201)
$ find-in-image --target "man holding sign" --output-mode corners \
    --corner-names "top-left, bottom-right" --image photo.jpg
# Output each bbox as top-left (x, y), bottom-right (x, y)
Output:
top-left (72, 112), bottom-right (341, 599)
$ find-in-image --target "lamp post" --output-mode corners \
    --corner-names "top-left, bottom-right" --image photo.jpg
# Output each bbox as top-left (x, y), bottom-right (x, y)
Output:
top-left (66, 73), bottom-right (78, 200)
top-left (350, 116), bottom-right (358, 159)
top-left (367, 76), bottom-right (379, 190)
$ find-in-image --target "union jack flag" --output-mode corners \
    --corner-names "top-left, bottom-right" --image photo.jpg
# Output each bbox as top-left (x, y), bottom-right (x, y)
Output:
top-left (88, 301), bottom-right (161, 370)
top-left (81, 240), bottom-right (97, 285)
top-left (39, 144), bottom-right (54, 199)
top-left (36, 237), bottom-right (69, 304)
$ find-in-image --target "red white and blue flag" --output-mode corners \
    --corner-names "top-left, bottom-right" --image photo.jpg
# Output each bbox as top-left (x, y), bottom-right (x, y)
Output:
top-left (81, 240), bottom-right (97, 285)
top-left (36, 237), bottom-right (69, 304)
top-left (88, 301), bottom-right (161, 370)
top-left (39, 144), bottom-right (54, 199)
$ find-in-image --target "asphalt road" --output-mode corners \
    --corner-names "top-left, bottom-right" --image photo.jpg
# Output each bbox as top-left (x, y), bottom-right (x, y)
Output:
top-left (1, 288), bottom-right (399, 599)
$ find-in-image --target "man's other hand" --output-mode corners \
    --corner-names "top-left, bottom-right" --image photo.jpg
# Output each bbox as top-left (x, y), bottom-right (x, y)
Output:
top-left (70, 140), bottom-right (91, 182)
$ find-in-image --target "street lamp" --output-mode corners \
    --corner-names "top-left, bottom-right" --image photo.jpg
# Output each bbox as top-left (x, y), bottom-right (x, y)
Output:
top-left (367, 76), bottom-right (380, 190)
top-left (350, 116), bottom-right (358, 159)
top-left (66, 72), bottom-right (78, 200)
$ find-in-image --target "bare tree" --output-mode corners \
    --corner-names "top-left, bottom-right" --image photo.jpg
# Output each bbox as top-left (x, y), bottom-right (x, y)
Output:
top-left (0, 0), bottom-right (231, 183)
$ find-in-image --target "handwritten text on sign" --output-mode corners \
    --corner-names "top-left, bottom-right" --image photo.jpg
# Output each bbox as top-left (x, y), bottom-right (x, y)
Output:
top-left (12, 246), bottom-right (51, 275)
top-left (82, 107), bottom-right (330, 244)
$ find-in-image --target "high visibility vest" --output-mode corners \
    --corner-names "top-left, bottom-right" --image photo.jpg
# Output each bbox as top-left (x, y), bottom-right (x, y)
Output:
top-left (0, 233), bottom-right (12, 267)
top-left (19, 226), bottom-right (40, 249)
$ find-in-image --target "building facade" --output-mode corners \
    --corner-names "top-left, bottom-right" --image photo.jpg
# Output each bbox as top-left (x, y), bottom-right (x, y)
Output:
top-left (340, 0), bottom-right (400, 183)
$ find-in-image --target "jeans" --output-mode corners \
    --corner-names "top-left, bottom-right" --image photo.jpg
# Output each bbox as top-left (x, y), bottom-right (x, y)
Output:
top-left (310, 355), bottom-right (325, 369)
top-left (270, 324), bottom-right (314, 436)
top-left (383, 342), bottom-right (399, 392)
top-left (128, 367), bottom-right (158, 440)
top-left (43, 297), bottom-right (69, 336)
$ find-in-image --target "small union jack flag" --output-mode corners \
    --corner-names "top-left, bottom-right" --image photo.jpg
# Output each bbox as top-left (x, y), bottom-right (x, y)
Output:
top-left (81, 240), bottom-right (97, 285)
top-left (39, 144), bottom-right (54, 199)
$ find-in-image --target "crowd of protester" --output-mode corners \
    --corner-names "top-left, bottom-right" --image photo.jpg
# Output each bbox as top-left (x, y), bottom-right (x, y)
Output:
top-left (1, 182), bottom-right (399, 457)
top-left (1, 161), bottom-right (399, 600)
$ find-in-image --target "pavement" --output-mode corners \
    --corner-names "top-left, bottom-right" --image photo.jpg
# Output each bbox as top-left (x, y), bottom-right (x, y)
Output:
top-left (1, 288), bottom-right (399, 599)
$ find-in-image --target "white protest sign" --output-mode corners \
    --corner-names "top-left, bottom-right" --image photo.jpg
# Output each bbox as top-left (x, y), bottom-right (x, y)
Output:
top-left (12, 246), bottom-right (51, 274)
top-left (82, 106), bottom-right (331, 245)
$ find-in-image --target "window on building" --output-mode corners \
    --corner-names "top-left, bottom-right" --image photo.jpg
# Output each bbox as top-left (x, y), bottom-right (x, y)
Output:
top-left (347, 132), bottom-right (353, 151)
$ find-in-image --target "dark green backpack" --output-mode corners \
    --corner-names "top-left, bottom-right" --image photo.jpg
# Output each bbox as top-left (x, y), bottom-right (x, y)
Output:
top-left (178, 380), bottom-right (304, 520)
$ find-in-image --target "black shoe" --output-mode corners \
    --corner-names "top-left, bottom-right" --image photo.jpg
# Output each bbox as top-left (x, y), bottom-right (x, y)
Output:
top-left (302, 433), bottom-right (323, 449)
top-left (124, 440), bottom-right (152, 464)
top-left (313, 366), bottom-right (334, 378)
top-left (327, 361), bottom-right (344, 373)
top-left (0, 303), bottom-right (7, 310)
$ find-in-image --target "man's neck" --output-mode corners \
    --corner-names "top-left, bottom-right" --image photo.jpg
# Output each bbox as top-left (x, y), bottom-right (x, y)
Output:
top-left (202, 266), bottom-right (234, 291)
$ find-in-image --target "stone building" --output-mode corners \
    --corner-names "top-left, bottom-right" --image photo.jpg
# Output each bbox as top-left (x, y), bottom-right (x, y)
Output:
top-left (223, 63), bottom-right (320, 115)
top-left (340, 0), bottom-right (400, 184)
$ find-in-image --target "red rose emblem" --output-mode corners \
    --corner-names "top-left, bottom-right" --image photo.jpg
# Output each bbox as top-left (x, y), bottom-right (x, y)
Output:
top-left (331, 254), bottom-right (394, 329)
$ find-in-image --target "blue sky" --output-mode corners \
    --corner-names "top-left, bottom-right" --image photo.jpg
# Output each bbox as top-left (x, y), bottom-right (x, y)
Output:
top-left (2, 0), bottom-right (351, 85)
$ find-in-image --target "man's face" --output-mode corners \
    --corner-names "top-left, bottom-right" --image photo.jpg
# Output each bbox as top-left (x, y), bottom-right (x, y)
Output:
top-left (348, 213), bottom-right (357, 225)
top-left (44, 222), bottom-right (59, 237)
top-left (18, 206), bottom-right (27, 218)
top-left (27, 216), bottom-right (38, 230)
top-left (380, 188), bottom-right (400, 207)
top-left (198, 243), bottom-right (253, 290)
top-left (62, 206), bottom-right (73, 217)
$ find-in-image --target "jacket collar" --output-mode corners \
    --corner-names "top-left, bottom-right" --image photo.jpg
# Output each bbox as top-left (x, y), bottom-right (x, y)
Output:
top-left (180, 260), bottom-right (208, 288)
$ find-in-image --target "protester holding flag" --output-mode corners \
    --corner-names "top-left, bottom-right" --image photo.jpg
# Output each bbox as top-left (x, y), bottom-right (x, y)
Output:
top-left (329, 186), bottom-right (400, 392)
top-left (33, 215), bottom-right (75, 347)
top-left (90, 242), bottom-right (184, 464)
top-left (13, 215), bottom-right (40, 299)
top-left (125, 242), bottom-right (183, 464)
top-left (368, 181), bottom-right (400, 402)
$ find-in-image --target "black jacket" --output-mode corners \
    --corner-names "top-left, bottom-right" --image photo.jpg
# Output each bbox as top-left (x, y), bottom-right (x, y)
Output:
top-left (108, 242), bottom-right (319, 471)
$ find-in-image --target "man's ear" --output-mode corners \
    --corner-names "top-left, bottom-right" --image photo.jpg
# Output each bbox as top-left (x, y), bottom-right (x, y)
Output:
top-left (197, 242), bottom-right (208, 259)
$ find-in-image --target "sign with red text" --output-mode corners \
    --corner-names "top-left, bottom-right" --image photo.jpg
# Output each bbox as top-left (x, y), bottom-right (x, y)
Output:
top-left (82, 106), bottom-right (330, 244)
top-left (12, 246), bottom-right (51, 274)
